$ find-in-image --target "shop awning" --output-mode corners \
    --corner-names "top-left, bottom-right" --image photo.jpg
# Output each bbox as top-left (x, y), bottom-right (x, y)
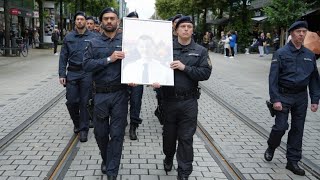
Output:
top-left (251, 16), bottom-right (267, 21)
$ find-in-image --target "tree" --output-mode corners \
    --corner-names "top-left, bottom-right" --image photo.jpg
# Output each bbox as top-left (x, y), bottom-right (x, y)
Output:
top-left (263, 0), bottom-right (308, 46)
top-left (4, 0), bottom-right (10, 56)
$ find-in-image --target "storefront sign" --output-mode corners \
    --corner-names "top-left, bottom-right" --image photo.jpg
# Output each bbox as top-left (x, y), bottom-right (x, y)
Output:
top-left (10, 8), bottom-right (22, 15)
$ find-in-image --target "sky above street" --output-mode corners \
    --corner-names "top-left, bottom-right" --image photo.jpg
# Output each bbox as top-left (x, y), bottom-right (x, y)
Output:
top-left (125, 0), bottom-right (156, 19)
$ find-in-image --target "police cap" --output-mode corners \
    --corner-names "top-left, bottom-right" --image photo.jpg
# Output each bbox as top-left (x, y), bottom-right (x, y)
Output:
top-left (74, 11), bottom-right (86, 21)
top-left (288, 21), bottom-right (308, 33)
top-left (127, 11), bottom-right (139, 18)
top-left (99, 7), bottom-right (118, 21)
top-left (172, 14), bottom-right (183, 23)
top-left (86, 16), bottom-right (94, 21)
top-left (175, 16), bottom-right (193, 30)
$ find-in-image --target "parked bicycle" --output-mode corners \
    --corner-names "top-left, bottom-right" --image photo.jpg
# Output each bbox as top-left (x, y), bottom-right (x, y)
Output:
top-left (0, 37), bottom-right (28, 57)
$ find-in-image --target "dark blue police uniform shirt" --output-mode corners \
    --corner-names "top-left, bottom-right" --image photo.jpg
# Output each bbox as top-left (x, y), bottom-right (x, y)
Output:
top-left (83, 32), bottom-right (123, 87)
top-left (269, 40), bottom-right (320, 104)
top-left (162, 39), bottom-right (212, 93)
top-left (59, 29), bottom-right (96, 80)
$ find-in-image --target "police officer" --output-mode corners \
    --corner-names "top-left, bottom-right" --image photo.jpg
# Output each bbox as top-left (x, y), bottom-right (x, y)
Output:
top-left (83, 7), bottom-right (127, 180)
top-left (86, 16), bottom-right (95, 31)
top-left (59, 11), bottom-right (96, 142)
top-left (124, 11), bottom-right (143, 140)
top-left (155, 16), bottom-right (212, 180)
top-left (264, 21), bottom-right (320, 176)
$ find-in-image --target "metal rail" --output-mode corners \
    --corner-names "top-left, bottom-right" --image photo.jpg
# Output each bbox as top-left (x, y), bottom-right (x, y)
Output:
top-left (0, 90), bottom-right (66, 152)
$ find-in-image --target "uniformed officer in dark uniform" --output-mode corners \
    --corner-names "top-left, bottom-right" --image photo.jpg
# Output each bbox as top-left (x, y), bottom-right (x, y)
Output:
top-left (155, 16), bottom-right (212, 180)
top-left (264, 21), bottom-right (320, 176)
top-left (59, 11), bottom-right (96, 142)
top-left (125, 11), bottom-right (144, 140)
top-left (83, 7), bottom-right (127, 180)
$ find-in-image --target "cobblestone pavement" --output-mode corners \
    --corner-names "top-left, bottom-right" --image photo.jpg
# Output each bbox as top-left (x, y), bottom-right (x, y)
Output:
top-left (0, 51), bottom-right (319, 179)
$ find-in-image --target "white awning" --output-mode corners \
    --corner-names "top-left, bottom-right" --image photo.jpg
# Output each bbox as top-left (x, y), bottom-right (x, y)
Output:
top-left (251, 16), bottom-right (267, 21)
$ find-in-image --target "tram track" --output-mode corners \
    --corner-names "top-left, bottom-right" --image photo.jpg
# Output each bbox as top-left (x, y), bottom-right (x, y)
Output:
top-left (199, 83), bottom-right (320, 179)
top-left (0, 90), bottom-right (66, 152)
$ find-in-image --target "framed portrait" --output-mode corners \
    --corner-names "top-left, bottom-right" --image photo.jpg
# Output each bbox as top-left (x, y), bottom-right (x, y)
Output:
top-left (121, 18), bottom-right (174, 86)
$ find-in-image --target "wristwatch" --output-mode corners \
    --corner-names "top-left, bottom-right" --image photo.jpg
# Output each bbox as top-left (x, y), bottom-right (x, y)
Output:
top-left (107, 57), bottom-right (112, 64)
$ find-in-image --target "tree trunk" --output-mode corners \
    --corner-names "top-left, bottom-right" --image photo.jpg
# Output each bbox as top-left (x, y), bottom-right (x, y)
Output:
top-left (4, 0), bottom-right (10, 56)
top-left (60, 0), bottom-right (63, 40)
top-left (38, 0), bottom-right (44, 47)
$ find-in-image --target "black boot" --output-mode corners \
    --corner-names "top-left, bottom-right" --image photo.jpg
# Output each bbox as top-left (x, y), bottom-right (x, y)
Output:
top-left (163, 156), bottom-right (173, 172)
top-left (264, 147), bottom-right (275, 161)
top-left (286, 162), bottom-right (305, 176)
top-left (73, 126), bottom-right (80, 134)
top-left (89, 119), bottom-right (94, 128)
top-left (129, 124), bottom-right (137, 140)
top-left (177, 173), bottom-right (189, 180)
top-left (79, 131), bottom-right (88, 142)
top-left (101, 161), bottom-right (107, 174)
top-left (107, 175), bottom-right (117, 180)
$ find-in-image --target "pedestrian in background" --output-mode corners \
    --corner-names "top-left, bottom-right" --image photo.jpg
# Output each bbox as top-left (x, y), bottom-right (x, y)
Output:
top-left (265, 32), bottom-right (272, 55)
top-left (229, 30), bottom-right (236, 58)
top-left (59, 11), bottom-right (96, 142)
top-left (234, 31), bottom-right (238, 55)
top-left (0, 26), bottom-right (4, 47)
top-left (155, 16), bottom-right (212, 180)
top-left (202, 31), bottom-right (210, 50)
top-left (257, 32), bottom-right (266, 57)
top-left (83, 7), bottom-right (128, 180)
top-left (265, 21), bottom-right (320, 176)
top-left (51, 28), bottom-right (59, 55)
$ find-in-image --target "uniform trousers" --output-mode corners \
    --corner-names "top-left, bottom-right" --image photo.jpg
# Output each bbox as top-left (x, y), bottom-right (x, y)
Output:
top-left (128, 85), bottom-right (143, 126)
top-left (93, 89), bottom-right (128, 176)
top-left (267, 91), bottom-right (308, 162)
top-left (66, 76), bottom-right (92, 132)
top-left (162, 97), bottom-right (198, 176)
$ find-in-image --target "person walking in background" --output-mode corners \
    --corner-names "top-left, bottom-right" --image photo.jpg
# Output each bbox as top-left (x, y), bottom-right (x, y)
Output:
top-left (234, 31), bottom-right (238, 55)
top-left (51, 29), bottom-right (59, 55)
top-left (0, 26), bottom-right (4, 47)
top-left (202, 31), bottom-right (210, 50)
top-left (265, 33), bottom-right (272, 55)
top-left (265, 21), bottom-right (320, 176)
top-left (34, 29), bottom-right (40, 48)
top-left (229, 30), bottom-right (237, 58)
top-left (257, 32), bottom-right (266, 57)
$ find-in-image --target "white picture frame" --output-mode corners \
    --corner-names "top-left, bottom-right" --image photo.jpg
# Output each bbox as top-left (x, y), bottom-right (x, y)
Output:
top-left (121, 18), bottom-right (174, 86)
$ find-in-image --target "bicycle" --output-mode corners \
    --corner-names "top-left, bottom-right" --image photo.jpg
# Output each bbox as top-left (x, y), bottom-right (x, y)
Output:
top-left (0, 37), bottom-right (28, 57)
top-left (16, 37), bottom-right (28, 57)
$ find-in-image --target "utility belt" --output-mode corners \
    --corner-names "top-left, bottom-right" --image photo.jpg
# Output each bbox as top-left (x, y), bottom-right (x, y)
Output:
top-left (67, 65), bottom-right (82, 72)
top-left (279, 85), bottom-right (306, 94)
top-left (162, 88), bottom-right (201, 101)
top-left (95, 85), bottom-right (127, 94)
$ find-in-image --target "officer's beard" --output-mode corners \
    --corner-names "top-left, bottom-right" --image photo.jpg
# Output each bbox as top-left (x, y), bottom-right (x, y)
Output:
top-left (76, 24), bottom-right (86, 30)
top-left (101, 23), bottom-right (117, 32)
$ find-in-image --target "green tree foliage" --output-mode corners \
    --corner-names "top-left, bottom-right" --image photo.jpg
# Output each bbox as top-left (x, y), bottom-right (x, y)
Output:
top-left (263, 0), bottom-right (308, 29)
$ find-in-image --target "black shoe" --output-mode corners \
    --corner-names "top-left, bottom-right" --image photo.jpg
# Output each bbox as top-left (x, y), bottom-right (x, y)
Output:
top-left (163, 156), bottom-right (173, 172)
top-left (286, 162), bottom-right (305, 176)
top-left (264, 147), bottom-right (275, 161)
top-left (89, 120), bottom-right (94, 128)
top-left (129, 124), bottom-right (137, 140)
top-left (107, 175), bottom-right (117, 180)
top-left (101, 161), bottom-right (107, 174)
top-left (177, 174), bottom-right (189, 180)
top-left (79, 131), bottom-right (88, 142)
top-left (73, 126), bottom-right (80, 134)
